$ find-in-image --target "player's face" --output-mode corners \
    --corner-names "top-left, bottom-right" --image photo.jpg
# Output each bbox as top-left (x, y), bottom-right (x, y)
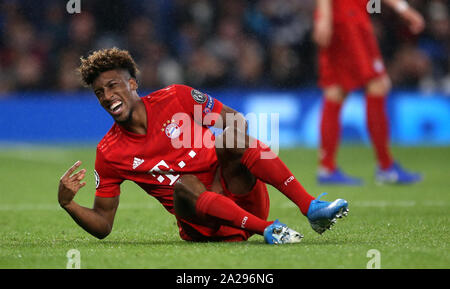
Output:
top-left (92, 70), bottom-right (139, 123)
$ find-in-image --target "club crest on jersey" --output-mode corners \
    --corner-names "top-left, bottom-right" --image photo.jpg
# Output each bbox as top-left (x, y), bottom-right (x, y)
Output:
top-left (191, 89), bottom-right (207, 104)
top-left (162, 120), bottom-right (181, 139)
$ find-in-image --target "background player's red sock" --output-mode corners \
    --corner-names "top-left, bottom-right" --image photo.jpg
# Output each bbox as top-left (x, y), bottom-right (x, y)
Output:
top-left (319, 99), bottom-right (343, 171)
top-left (195, 191), bottom-right (272, 234)
top-left (240, 141), bottom-right (315, 215)
top-left (366, 95), bottom-right (393, 170)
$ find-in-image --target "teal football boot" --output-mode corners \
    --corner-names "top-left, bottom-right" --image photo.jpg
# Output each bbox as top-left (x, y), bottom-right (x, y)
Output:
top-left (307, 193), bottom-right (349, 234)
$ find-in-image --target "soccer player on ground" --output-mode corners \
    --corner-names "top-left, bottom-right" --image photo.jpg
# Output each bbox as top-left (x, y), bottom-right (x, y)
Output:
top-left (57, 48), bottom-right (349, 244)
top-left (314, 0), bottom-right (425, 185)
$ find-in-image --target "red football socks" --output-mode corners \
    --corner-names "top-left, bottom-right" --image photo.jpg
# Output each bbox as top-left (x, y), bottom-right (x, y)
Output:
top-left (319, 99), bottom-right (343, 171)
top-left (240, 140), bottom-right (314, 215)
top-left (318, 95), bottom-right (393, 171)
top-left (366, 95), bottom-right (393, 170)
top-left (195, 191), bottom-right (273, 234)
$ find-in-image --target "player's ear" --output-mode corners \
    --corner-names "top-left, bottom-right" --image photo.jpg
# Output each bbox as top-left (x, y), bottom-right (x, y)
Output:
top-left (129, 77), bottom-right (138, 91)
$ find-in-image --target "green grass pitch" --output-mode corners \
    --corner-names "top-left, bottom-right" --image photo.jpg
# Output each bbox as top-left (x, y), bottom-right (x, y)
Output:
top-left (0, 146), bottom-right (448, 269)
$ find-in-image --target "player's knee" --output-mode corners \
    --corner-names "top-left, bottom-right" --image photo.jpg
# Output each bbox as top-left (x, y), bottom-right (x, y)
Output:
top-left (324, 86), bottom-right (347, 102)
top-left (367, 76), bottom-right (391, 96)
top-left (173, 175), bottom-right (207, 219)
top-left (173, 175), bottom-right (205, 202)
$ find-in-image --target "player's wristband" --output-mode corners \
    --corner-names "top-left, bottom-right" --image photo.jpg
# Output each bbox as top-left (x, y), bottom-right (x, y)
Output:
top-left (395, 0), bottom-right (409, 13)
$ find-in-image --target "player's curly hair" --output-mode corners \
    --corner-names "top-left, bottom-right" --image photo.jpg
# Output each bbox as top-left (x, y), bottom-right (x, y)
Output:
top-left (78, 47), bottom-right (139, 86)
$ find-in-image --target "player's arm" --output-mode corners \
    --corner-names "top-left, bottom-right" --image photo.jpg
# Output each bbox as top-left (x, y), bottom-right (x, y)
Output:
top-left (382, 0), bottom-right (425, 34)
top-left (313, 0), bottom-right (333, 48)
top-left (216, 104), bottom-right (248, 133)
top-left (58, 161), bottom-right (118, 239)
top-left (175, 84), bottom-right (247, 131)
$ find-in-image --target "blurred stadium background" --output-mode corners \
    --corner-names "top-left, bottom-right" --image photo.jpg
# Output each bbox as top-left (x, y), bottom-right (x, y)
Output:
top-left (0, 0), bottom-right (449, 146)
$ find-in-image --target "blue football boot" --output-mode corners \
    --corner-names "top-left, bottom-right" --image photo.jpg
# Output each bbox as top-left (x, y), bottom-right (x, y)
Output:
top-left (264, 219), bottom-right (304, 244)
top-left (317, 168), bottom-right (363, 186)
top-left (307, 193), bottom-right (349, 234)
top-left (375, 162), bottom-right (422, 185)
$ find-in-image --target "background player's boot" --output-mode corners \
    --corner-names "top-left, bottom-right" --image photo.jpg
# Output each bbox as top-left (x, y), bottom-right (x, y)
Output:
top-left (307, 193), bottom-right (349, 234)
top-left (264, 219), bottom-right (303, 244)
top-left (317, 167), bottom-right (363, 186)
top-left (375, 161), bottom-right (422, 185)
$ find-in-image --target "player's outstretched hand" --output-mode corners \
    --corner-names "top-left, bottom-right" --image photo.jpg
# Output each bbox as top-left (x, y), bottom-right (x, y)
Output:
top-left (58, 161), bottom-right (86, 207)
top-left (402, 7), bottom-right (425, 34)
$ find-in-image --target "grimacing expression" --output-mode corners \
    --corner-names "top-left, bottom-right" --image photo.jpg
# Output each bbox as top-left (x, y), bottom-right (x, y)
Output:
top-left (92, 70), bottom-right (138, 123)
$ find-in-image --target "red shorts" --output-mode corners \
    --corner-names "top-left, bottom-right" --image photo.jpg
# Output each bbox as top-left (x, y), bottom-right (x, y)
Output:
top-left (318, 21), bottom-right (386, 91)
top-left (177, 178), bottom-right (270, 242)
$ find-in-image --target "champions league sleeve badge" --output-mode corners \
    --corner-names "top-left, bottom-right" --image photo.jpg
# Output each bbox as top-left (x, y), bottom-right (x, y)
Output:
top-left (190, 89), bottom-right (215, 115)
top-left (191, 89), bottom-right (207, 104)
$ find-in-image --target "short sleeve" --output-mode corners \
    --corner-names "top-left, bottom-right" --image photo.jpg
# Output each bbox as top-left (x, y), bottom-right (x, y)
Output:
top-left (174, 84), bottom-right (223, 126)
top-left (94, 148), bottom-right (123, 198)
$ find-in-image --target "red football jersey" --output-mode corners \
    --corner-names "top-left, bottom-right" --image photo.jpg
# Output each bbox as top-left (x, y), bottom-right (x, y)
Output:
top-left (94, 84), bottom-right (223, 214)
top-left (317, 0), bottom-right (385, 90)
top-left (332, 0), bottom-right (370, 25)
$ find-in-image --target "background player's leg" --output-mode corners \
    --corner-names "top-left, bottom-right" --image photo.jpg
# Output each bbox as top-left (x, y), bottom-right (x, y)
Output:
top-left (365, 75), bottom-right (422, 184)
top-left (317, 86), bottom-right (362, 185)
top-left (173, 174), bottom-right (272, 234)
top-left (319, 85), bottom-right (347, 172)
top-left (366, 75), bottom-right (394, 169)
top-left (216, 127), bottom-right (315, 215)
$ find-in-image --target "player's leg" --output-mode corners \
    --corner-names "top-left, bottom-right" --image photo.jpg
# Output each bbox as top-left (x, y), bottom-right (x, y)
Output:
top-left (317, 85), bottom-right (363, 185)
top-left (366, 75), bottom-right (393, 170)
top-left (199, 126), bottom-right (306, 243)
top-left (173, 174), bottom-right (273, 235)
top-left (216, 126), bottom-right (315, 215)
top-left (319, 85), bottom-right (346, 172)
top-left (366, 75), bottom-right (422, 184)
top-left (174, 173), bottom-right (303, 244)
top-left (216, 126), bottom-right (349, 236)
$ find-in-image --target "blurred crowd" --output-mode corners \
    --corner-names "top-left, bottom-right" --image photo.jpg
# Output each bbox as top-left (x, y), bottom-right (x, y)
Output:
top-left (0, 0), bottom-right (448, 94)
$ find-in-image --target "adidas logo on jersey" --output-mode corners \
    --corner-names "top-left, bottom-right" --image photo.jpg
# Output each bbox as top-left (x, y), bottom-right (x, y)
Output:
top-left (132, 157), bottom-right (144, 169)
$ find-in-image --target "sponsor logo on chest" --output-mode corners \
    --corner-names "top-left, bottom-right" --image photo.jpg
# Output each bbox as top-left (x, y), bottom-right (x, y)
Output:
top-left (131, 150), bottom-right (198, 186)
